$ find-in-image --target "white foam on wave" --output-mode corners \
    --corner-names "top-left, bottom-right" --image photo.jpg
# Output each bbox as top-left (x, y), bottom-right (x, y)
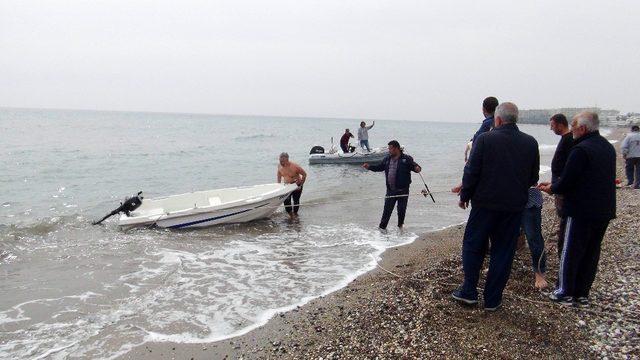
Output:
top-left (538, 144), bottom-right (558, 153)
top-left (539, 165), bottom-right (551, 175)
top-left (0, 222), bottom-right (432, 359)
top-left (143, 225), bottom-right (418, 345)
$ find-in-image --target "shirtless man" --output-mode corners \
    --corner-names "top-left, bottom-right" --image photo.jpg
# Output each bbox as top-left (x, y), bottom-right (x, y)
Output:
top-left (277, 152), bottom-right (307, 218)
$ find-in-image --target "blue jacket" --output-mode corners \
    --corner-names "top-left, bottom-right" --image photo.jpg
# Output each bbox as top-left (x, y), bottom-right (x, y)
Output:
top-left (551, 131), bottom-right (616, 220)
top-left (472, 116), bottom-right (494, 142)
top-left (461, 123), bottom-right (540, 212)
top-left (368, 153), bottom-right (419, 191)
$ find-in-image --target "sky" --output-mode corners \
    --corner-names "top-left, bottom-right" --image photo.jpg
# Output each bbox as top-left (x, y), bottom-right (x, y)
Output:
top-left (1, 0), bottom-right (638, 122)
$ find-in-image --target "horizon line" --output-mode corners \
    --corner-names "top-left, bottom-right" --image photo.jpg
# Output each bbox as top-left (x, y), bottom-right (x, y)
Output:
top-left (0, 105), bottom-right (476, 124)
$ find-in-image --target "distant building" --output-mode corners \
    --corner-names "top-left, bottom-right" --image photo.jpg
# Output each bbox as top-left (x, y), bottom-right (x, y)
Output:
top-left (519, 107), bottom-right (622, 126)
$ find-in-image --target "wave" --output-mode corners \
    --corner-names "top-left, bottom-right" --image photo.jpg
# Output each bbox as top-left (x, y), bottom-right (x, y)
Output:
top-left (143, 225), bottom-right (418, 345)
top-left (234, 134), bottom-right (278, 141)
top-left (0, 214), bottom-right (89, 237)
top-left (539, 165), bottom-right (551, 175)
top-left (539, 144), bottom-right (556, 152)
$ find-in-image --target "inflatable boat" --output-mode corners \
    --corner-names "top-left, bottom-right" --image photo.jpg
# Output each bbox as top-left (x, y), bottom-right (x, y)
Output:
top-left (117, 183), bottom-right (299, 230)
top-left (308, 145), bottom-right (388, 165)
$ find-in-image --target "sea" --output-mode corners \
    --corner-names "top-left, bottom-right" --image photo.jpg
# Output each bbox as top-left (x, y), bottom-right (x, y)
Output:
top-left (0, 107), bottom-right (580, 359)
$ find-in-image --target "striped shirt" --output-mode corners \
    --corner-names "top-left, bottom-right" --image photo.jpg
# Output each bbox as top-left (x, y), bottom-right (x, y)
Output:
top-left (387, 158), bottom-right (399, 190)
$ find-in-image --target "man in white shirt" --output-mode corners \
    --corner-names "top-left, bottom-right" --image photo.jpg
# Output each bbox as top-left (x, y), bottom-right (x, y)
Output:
top-left (357, 121), bottom-right (375, 151)
top-left (622, 125), bottom-right (640, 189)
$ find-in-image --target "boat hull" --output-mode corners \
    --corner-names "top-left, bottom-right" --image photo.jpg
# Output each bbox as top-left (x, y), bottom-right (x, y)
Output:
top-left (118, 184), bottom-right (298, 230)
top-left (309, 149), bottom-right (388, 165)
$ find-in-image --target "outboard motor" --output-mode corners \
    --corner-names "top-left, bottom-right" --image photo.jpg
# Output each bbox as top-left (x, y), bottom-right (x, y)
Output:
top-left (310, 146), bottom-right (325, 154)
top-left (93, 191), bottom-right (143, 225)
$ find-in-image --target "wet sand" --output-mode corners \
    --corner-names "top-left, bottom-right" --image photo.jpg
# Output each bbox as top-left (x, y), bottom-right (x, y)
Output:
top-left (121, 129), bottom-right (639, 359)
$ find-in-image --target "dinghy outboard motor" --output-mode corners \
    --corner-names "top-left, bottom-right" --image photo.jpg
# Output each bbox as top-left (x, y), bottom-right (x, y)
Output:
top-left (309, 146), bottom-right (325, 154)
top-left (93, 191), bottom-right (143, 225)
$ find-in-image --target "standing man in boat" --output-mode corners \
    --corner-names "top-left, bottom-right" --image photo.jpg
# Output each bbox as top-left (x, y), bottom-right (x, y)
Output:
top-left (363, 140), bottom-right (421, 230)
top-left (277, 152), bottom-right (307, 218)
top-left (358, 121), bottom-right (375, 152)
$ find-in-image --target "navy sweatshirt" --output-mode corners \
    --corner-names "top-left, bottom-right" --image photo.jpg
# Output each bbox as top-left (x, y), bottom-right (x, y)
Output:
top-left (551, 131), bottom-right (616, 220)
top-left (460, 123), bottom-right (540, 212)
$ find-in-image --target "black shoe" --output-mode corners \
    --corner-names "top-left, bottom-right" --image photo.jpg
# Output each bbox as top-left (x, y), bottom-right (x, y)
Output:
top-left (549, 292), bottom-right (574, 306)
top-left (484, 303), bottom-right (502, 312)
top-left (575, 296), bottom-right (589, 307)
top-left (451, 289), bottom-right (478, 305)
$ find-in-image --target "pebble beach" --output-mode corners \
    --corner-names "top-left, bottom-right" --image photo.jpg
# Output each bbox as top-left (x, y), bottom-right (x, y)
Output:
top-left (123, 129), bottom-right (639, 359)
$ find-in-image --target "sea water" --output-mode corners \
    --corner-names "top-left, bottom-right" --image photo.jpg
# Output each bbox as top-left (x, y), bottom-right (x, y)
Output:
top-left (0, 108), bottom-right (564, 359)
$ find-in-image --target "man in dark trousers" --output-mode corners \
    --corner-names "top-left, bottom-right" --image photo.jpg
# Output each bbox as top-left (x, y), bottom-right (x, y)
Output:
top-left (549, 113), bottom-right (574, 258)
top-left (539, 112), bottom-right (616, 307)
top-left (453, 102), bottom-right (540, 311)
top-left (363, 140), bottom-right (422, 230)
top-left (621, 125), bottom-right (640, 188)
top-left (340, 128), bottom-right (354, 153)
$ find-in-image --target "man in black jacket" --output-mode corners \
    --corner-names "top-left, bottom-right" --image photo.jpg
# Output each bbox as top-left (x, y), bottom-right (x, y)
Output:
top-left (453, 102), bottom-right (540, 311)
top-left (548, 113), bottom-right (574, 262)
top-left (538, 112), bottom-right (616, 307)
top-left (363, 140), bottom-right (422, 229)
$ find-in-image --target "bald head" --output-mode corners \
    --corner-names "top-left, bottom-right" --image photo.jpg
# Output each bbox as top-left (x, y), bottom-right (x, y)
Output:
top-left (494, 102), bottom-right (519, 127)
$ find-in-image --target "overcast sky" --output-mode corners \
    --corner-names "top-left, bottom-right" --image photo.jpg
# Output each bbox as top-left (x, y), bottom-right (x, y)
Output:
top-left (1, 0), bottom-right (638, 122)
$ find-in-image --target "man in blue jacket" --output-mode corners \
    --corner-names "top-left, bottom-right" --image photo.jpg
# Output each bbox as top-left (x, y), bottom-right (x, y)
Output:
top-left (453, 102), bottom-right (540, 311)
top-left (363, 140), bottom-right (422, 229)
top-left (538, 112), bottom-right (616, 307)
top-left (472, 96), bottom-right (499, 142)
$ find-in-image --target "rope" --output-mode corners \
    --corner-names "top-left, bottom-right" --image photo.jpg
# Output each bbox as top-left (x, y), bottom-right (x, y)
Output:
top-left (284, 190), bottom-right (449, 209)
top-left (375, 261), bottom-right (456, 284)
top-left (376, 260), bottom-right (640, 324)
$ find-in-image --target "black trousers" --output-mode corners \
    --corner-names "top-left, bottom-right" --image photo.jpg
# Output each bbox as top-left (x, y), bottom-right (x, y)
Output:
top-left (284, 188), bottom-right (303, 214)
top-left (460, 207), bottom-right (522, 308)
top-left (556, 216), bottom-right (609, 298)
top-left (379, 188), bottom-right (409, 229)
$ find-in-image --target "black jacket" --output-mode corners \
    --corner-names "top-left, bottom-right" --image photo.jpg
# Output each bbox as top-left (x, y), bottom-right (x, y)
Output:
top-left (460, 123), bottom-right (540, 212)
top-left (368, 153), bottom-right (419, 191)
top-left (551, 131), bottom-right (616, 220)
top-left (551, 133), bottom-right (574, 182)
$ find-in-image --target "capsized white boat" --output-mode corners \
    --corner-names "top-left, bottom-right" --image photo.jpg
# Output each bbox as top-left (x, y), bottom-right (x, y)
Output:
top-left (308, 145), bottom-right (389, 165)
top-left (118, 183), bottom-right (299, 230)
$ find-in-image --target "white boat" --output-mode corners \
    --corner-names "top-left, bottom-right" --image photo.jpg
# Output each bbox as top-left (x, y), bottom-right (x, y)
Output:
top-left (308, 145), bottom-right (389, 165)
top-left (118, 183), bottom-right (299, 230)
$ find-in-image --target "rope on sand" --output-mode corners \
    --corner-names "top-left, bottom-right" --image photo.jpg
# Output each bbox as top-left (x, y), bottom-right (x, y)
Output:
top-left (376, 260), bottom-right (640, 324)
top-left (375, 261), bottom-right (456, 285)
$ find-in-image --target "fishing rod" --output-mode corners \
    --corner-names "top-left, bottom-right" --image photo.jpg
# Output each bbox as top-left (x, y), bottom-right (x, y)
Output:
top-left (418, 172), bottom-right (436, 203)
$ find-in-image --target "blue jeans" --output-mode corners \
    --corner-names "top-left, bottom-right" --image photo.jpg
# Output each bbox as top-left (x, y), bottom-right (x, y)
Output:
top-left (521, 206), bottom-right (546, 274)
top-left (360, 139), bottom-right (370, 151)
top-left (460, 207), bottom-right (522, 308)
top-left (625, 158), bottom-right (640, 188)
